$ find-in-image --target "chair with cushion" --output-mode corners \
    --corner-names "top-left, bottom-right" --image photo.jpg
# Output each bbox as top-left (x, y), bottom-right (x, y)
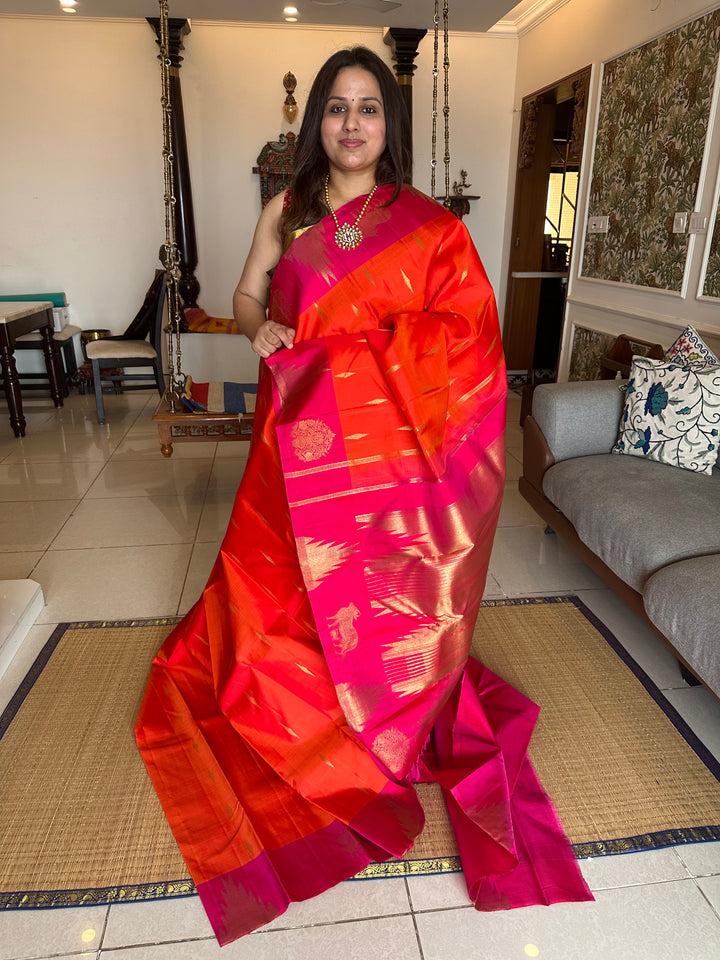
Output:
top-left (85, 271), bottom-right (167, 424)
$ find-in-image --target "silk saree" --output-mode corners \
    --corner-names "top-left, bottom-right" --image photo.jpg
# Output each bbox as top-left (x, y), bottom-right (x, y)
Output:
top-left (135, 185), bottom-right (592, 946)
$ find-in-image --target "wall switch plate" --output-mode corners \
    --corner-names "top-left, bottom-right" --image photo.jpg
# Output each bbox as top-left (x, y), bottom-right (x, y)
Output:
top-left (587, 215), bottom-right (609, 234)
top-left (689, 213), bottom-right (709, 235)
top-left (673, 212), bottom-right (689, 233)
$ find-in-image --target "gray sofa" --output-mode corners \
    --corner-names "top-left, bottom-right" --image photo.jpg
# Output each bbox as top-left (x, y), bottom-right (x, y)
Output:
top-left (519, 378), bottom-right (720, 699)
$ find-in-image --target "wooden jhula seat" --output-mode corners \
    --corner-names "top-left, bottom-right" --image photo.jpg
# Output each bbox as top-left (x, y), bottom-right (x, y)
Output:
top-left (153, 397), bottom-right (254, 457)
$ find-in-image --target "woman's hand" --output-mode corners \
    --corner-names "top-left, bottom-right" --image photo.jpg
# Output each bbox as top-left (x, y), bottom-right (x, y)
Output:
top-left (252, 320), bottom-right (295, 358)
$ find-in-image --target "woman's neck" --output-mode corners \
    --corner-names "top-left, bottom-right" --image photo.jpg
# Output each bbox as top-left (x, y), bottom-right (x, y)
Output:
top-left (325, 169), bottom-right (378, 209)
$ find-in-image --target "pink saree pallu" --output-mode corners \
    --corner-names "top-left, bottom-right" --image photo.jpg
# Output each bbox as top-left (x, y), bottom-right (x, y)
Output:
top-left (135, 185), bottom-right (592, 946)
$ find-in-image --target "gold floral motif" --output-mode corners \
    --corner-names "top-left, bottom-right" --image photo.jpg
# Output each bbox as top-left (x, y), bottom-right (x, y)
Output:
top-left (372, 727), bottom-right (410, 776)
top-left (290, 418), bottom-right (335, 462)
top-left (328, 603), bottom-right (360, 656)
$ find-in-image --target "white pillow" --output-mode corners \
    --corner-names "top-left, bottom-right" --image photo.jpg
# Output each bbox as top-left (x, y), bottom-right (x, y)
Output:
top-left (664, 324), bottom-right (720, 367)
top-left (613, 357), bottom-right (720, 475)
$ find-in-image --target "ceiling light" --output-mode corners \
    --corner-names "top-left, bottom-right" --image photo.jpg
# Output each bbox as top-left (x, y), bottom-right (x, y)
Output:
top-left (285, 16), bottom-right (299, 21)
top-left (61, 6), bottom-right (78, 11)
top-left (283, 5), bottom-right (299, 12)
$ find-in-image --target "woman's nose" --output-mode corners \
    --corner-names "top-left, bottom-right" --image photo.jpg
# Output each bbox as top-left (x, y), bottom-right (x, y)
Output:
top-left (343, 110), bottom-right (359, 131)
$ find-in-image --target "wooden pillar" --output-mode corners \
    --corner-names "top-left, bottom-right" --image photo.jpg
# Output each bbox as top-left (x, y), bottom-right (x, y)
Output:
top-left (384, 28), bottom-right (427, 182)
top-left (147, 17), bottom-right (200, 310)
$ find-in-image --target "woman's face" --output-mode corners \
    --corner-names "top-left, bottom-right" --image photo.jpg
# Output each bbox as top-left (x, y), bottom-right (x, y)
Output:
top-left (320, 67), bottom-right (387, 179)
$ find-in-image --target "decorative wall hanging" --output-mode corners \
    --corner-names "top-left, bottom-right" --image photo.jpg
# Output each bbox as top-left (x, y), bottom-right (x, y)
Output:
top-left (254, 133), bottom-right (297, 208)
top-left (428, 1), bottom-right (476, 220)
top-left (702, 199), bottom-right (720, 298)
top-left (283, 71), bottom-right (298, 124)
top-left (582, 9), bottom-right (720, 290)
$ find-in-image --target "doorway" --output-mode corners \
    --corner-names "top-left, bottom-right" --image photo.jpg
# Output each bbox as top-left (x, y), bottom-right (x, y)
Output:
top-left (502, 66), bottom-right (591, 382)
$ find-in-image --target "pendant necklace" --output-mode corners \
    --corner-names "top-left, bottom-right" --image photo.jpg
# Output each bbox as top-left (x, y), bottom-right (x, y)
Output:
top-left (324, 176), bottom-right (379, 251)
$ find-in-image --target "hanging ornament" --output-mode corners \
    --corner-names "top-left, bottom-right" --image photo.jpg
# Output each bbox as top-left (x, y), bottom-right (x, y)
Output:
top-left (430, 0), bottom-right (450, 205)
top-left (283, 71), bottom-right (298, 124)
top-left (430, 3), bottom-right (478, 221)
top-left (158, 0), bottom-right (184, 409)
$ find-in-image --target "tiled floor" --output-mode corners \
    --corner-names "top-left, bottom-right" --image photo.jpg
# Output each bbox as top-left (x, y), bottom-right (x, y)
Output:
top-left (1, 387), bottom-right (719, 959)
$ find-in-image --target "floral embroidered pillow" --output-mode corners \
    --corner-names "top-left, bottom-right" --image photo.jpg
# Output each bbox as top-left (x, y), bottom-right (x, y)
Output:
top-left (664, 324), bottom-right (719, 367)
top-left (613, 357), bottom-right (720, 475)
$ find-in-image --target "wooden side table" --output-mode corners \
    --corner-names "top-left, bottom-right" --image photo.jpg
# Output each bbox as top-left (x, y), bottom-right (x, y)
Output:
top-left (0, 301), bottom-right (64, 437)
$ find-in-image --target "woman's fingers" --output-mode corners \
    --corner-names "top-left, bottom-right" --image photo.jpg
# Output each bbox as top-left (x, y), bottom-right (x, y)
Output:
top-left (252, 321), bottom-right (295, 358)
top-left (275, 324), bottom-right (295, 349)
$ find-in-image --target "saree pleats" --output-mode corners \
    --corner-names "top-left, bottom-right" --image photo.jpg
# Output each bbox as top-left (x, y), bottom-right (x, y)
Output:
top-left (136, 185), bottom-right (591, 946)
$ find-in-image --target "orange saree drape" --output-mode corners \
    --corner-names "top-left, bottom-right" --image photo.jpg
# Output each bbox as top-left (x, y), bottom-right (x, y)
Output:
top-left (135, 185), bottom-right (592, 946)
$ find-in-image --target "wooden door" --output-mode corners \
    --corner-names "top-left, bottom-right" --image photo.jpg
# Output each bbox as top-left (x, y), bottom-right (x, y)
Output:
top-left (502, 67), bottom-right (591, 374)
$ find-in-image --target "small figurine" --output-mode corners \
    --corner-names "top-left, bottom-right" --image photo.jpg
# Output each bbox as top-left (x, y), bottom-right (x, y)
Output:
top-left (453, 170), bottom-right (472, 196)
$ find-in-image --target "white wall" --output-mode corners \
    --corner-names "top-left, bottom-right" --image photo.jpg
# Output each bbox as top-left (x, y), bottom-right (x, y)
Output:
top-left (0, 18), bottom-right (164, 332)
top-left (0, 16), bottom-right (517, 382)
top-left (511, 0), bottom-right (720, 373)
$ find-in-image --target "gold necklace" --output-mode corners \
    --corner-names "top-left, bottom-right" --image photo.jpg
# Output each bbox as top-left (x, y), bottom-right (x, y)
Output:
top-left (324, 176), bottom-right (379, 250)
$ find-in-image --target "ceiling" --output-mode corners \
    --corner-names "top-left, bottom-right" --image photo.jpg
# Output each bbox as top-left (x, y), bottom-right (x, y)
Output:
top-left (0, 0), bottom-right (543, 34)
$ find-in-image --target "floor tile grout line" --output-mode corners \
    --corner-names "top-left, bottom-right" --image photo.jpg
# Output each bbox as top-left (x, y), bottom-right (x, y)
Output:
top-left (693, 875), bottom-right (720, 923)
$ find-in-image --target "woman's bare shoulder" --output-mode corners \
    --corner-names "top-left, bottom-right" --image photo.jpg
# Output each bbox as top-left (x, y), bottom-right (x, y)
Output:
top-left (261, 189), bottom-right (288, 227)
top-left (246, 190), bottom-right (288, 272)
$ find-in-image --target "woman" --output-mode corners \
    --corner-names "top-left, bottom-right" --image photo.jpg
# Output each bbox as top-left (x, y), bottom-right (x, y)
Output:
top-left (136, 46), bottom-right (591, 947)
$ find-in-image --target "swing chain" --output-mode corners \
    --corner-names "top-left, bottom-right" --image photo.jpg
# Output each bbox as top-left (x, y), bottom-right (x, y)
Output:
top-left (431, 1), bottom-right (439, 199)
top-left (431, 1), bottom-right (451, 205)
top-left (158, 0), bottom-right (183, 409)
top-left (442, 0), bottom-right (451, 205)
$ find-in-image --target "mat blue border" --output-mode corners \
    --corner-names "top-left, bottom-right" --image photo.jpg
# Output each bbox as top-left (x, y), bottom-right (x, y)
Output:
top-left (1, 599), bottom-right (719, 910)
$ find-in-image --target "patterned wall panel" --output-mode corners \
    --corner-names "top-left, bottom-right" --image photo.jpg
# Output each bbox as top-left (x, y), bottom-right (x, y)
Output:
top-left (582, 10), bottom-right (720, 290)
top-left (568, 327), bottom-right (666, 381)
top-left (568, 328), bottom-right (616, 381)
top-left (702, 202), bottom-right (720, 298)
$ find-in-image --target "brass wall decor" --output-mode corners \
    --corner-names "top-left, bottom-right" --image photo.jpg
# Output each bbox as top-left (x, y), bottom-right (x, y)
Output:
top-left (452, 170), bottom-right (471, 195)
top-left (283, 71), bottom-right (298, 124)
top-left (447, 170), bottom-right (479, 220)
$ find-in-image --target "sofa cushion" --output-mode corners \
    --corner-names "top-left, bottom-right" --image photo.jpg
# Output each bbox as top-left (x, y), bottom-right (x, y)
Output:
top-left (644, 556), bottom-right (720, 697)
top-left (543, 454), bottom-right (720, 592)
top-left (664, 324), bottom-right (720, 367)
top-left (613, 357), bottom-right (720, 476)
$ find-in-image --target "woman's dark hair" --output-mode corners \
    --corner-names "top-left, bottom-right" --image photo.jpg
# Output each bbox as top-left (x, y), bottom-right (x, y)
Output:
top-left (282, 46), bottom-right (412, 234)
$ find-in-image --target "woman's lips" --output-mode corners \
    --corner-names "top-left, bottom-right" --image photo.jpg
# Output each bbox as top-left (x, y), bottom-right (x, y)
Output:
top-left (340, 139), bottom-right (364, 147)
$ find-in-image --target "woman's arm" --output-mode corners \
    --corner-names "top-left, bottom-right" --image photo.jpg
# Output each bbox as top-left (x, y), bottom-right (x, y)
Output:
top-left (233, 190), bottom-right (296, 358)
